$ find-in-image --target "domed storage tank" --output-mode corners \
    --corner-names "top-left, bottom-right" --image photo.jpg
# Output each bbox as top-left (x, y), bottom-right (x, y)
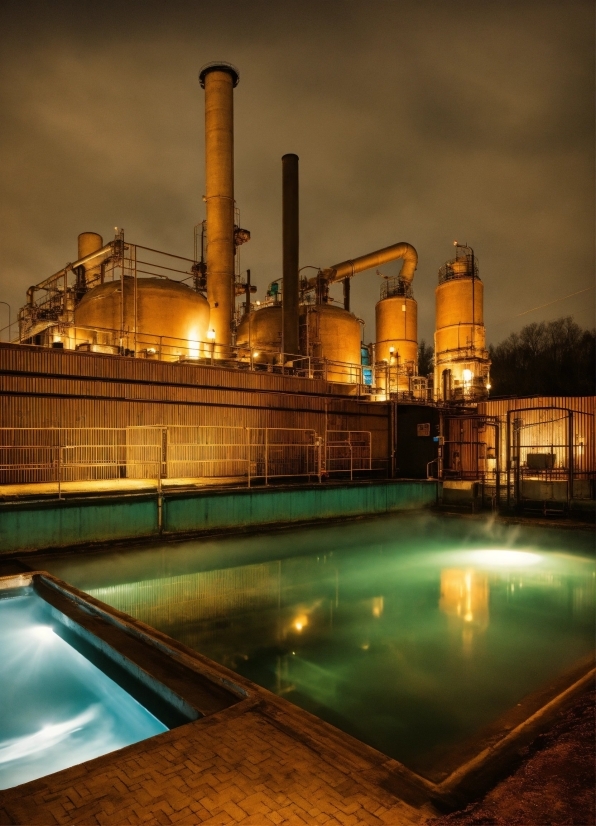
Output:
top-left (74, 277), bottom-right (210, 358)
top-left (375, 277), bottom-right (418, 393)
top-left (235, 305), bottom-right (282, 364)
top-left (302, 304), bottom-right (361, 383)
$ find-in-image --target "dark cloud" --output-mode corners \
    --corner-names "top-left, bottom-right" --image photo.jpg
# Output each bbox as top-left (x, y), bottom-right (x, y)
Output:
top-left (0, 0), bottom-right (593, 345)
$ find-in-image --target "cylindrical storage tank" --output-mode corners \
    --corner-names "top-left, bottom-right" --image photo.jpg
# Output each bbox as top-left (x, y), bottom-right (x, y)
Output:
top-left (435, 277), bottom-right (485, 355)
top-left (73, 278), bottom-right (210, 359)
top-left (76, 232), bottom-right (104, 291)
top-left (235, 305), bottom-right (282, 363)
top-left (303, 304), bottom-right (361, 383)
top-left (375, 295), bottom-right (418, 393)
top-left (434, 247), bottom-right (490, 402)
top-left (78, 232), bottom-right (103, 261)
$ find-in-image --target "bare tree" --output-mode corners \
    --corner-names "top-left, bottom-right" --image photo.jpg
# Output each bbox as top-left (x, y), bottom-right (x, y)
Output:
top-left (489, 317), bottom-right (595, 396)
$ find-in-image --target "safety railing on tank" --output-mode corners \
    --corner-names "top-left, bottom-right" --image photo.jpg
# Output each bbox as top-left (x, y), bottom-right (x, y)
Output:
top-left (17, 322), bottom-right (314, 379)
top-left (10, 321), bottom-right (378, 391)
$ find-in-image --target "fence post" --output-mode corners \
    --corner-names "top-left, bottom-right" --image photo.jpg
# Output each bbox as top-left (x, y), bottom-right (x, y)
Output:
top-left (157, 427), bottom-right (164, 532)
top-left (317, 436), bottom-right (322, 484)
top-left (57, 436), bottom-right (62, 500)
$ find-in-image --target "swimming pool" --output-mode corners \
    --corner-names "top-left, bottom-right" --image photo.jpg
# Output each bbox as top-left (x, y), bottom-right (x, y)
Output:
top-left (34, 513), bottom-right (595, 777)
top-left (0, 573), bottom-right (241, 789)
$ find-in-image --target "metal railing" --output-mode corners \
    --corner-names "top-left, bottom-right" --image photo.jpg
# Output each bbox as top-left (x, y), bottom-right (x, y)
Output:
top-left (30, 322), bottom-right (314, 378)
top-left (0, 426), bottom-right (373, 492)
top-left (326, 431), bottom-right (372, 480)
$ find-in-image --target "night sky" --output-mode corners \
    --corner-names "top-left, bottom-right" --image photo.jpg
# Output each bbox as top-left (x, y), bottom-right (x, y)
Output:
top-left (0, 0), bottom-right (593, 346)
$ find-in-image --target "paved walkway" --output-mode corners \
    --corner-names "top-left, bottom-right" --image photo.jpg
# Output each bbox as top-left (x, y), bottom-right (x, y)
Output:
top-left (0, 477), bottom-right (246, 499)
top-left (0, 695), bottom-right (433, 825)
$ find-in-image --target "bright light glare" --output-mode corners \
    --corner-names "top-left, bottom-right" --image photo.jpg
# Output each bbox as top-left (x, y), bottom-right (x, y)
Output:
top-left (207, 329), bottom-right (216, 340)
top-left (463, 369), bottom-right (473, 382)
top-left (293, 614), bottom-right (308, 632)
top-left (469, 550), bottom-right (542, 568)
top-left (30, 625), bottom-right (56, 642)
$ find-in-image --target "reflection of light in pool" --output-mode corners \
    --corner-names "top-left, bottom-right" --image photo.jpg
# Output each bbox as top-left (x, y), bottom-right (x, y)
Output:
top-left (293, 615), bottom-right (308, 632)
top-left (469, 550), bottom-right (542, 568)
top-left (0, 707), bottom-right (97, 764)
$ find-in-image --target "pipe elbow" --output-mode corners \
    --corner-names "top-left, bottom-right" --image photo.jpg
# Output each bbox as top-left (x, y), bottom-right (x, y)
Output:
top-left (396, 243), bottom-right (418, 284)
top-left (327, 242), bottom-right (418, 285)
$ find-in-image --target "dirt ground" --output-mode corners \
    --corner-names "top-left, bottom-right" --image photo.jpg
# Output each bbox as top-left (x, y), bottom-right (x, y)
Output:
top-left (429, 689), bottom-right (595, 826)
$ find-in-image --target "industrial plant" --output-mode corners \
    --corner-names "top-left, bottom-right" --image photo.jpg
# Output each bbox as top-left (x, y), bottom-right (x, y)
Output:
top-left (1, 61), bottom-right (592, 518)
top-left (0, 60), bottom-right (594, 826)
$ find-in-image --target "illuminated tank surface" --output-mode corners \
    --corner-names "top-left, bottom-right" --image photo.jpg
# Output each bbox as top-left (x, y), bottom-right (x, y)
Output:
top-left (0, 591), bottom-right (166, 789)
top-left (303, 304), bottom-right (361, 381)
top-left (38, 514), bottom-right (595, 776)
top-left (235, 305), bottom-right (282, 362)
top-left (74, 277), bottom-right (210, 349)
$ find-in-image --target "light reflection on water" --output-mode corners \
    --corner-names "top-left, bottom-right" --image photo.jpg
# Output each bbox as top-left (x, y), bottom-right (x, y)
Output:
top-left (0, 595), bottom-right (167, 790)
top-left (38, 512), bottom-right (595, 773)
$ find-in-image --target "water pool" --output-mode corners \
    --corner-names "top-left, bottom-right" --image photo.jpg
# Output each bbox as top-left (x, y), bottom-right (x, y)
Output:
top-left (36, 513), bottom-right (595, 776)
top-left (0, 586), bottom-right (167, 790)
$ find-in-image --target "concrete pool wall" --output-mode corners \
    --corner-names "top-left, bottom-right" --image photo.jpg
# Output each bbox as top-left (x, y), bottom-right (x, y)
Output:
top-left (0, 479), bottom-right (437, 554)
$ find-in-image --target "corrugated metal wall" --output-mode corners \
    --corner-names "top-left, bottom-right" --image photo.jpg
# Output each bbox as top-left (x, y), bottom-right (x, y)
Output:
top-left (442, 397), bottom-right (595, 504)
top-left (478, 397), bottom-right (595, 479)
top-left (0, 343), bottom-right (390, 467)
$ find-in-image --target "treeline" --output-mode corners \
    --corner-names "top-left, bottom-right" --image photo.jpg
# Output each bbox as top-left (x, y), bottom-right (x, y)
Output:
top-left (488, 317), bottom-right (595, 396)
top-left (417, 318), bottom-right (595, 396)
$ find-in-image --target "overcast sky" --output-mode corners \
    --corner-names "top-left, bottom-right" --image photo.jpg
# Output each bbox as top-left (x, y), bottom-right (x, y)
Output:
top-left (0, 0), bottom-right (593, 346)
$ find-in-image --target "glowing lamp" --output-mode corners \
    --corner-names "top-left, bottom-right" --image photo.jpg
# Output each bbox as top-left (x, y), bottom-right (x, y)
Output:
top-left (463, 369), bottom-right (473, 382)
top-left (207, 329), bottom-right (216, 341)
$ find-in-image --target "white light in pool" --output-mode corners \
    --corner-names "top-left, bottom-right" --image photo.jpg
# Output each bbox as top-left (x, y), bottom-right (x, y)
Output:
top-left (470, 550), bottom-right (542, 567)
top-left (0, 707), bottom-right (97, 764)
top-left (29, 625), bottom-right (56, 641)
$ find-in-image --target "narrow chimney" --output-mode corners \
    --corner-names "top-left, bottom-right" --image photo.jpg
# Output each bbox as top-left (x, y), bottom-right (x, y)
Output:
top-left (282, 153), bottom-right (299, 357)
top-left (199, 62), bottom-right (239, 351)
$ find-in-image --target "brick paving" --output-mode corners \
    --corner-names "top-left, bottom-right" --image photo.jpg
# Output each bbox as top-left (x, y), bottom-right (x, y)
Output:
top-left (0, 698), bottom-right (433, 825)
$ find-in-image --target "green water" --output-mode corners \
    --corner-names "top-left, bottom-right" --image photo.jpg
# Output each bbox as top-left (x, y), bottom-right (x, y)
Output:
top-left (35, 513), bottom-right (595, 774)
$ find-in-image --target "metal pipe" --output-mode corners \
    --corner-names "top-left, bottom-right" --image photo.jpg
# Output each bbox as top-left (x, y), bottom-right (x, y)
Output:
top-left (244, 268), bottom-right (251, 316)
top-left (282, 153), bottom-right (299, 357)
top-left (200, 62), bottom-right (239, 351)
top-left (309, 241), bottom-right (418, 288)
top-left (343, 278), bottom-right (350, 311)
top-left (26, 243), bottom-right (114, 303)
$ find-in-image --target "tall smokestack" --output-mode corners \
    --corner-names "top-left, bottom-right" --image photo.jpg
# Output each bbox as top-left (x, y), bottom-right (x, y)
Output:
top-left (199, 62), bottom-right (239, 351)
top-left (282, 153), bottom-right (299, 357)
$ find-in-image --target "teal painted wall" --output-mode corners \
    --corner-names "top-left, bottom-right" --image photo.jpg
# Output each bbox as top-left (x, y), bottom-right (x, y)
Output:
top-left (0, 482), bottom-right (437, 554)
top-left (165, 482), bottom-right (437, 534)
top-left (0, 497), bottom-right (158, 553)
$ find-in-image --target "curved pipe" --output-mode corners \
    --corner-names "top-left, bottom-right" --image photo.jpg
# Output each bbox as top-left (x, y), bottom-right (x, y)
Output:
top-left (307, 242), bottom-right (418, 289)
